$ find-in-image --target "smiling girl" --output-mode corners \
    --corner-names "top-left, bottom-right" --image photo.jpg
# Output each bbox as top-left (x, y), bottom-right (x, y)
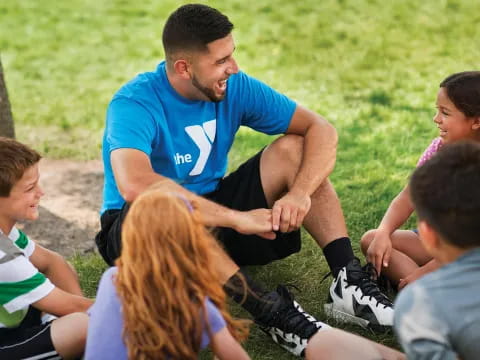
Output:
top-left (360, 71), bottom-right (480, 290)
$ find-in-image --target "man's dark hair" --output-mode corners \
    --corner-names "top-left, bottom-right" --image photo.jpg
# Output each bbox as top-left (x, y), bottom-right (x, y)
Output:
top-left (440, 71), bottom-right (480, 117)
top-left (410, 141), bottom-right (480, 248)
top-left (162, 4), bottom-right (233, 61)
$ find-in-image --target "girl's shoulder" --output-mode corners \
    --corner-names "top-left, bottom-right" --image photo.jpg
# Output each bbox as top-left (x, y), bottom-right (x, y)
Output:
top-left (417, 138), bottom-right (444, 167)
top-left (204, 297), bottom-right (225, 324)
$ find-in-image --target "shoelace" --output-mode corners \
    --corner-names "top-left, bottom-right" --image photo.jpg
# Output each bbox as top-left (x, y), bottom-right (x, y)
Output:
top-left (261, 285), bottom-right (319, 337)
top-left (348, 264), bottom-right (393, 308)
top-left (376, 272), bottom-right (398, 296)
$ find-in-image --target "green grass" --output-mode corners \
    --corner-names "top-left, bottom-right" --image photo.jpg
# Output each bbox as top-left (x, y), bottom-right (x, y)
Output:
top-left (2, 0), bottom-right (480, 358)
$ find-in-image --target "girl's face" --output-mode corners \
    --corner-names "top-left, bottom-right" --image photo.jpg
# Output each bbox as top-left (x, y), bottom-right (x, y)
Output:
top-left (433, 87), bottom-right (480, 144)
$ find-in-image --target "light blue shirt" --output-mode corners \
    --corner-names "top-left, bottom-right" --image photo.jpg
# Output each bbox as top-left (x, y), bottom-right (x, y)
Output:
top-left (394, 248), bottom-right (480, 360)
top-left (101, 61), bottom-right (296, 212)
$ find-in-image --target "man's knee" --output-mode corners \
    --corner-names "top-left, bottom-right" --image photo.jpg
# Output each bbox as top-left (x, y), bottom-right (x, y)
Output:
top-left (264, 134), bottom-right (304, 169)
top-left (360, 229), bottom-right (376, 254)
top-left (276, 134), bottom-right (304, 158)
top-left (260, 135), bottom-right (304, 195)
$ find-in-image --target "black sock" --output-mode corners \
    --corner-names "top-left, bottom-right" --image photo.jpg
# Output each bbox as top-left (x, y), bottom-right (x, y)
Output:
top-left (322, 237), bottom-right (355, 277)
top-left (224, 269), bottom-right (269, 318)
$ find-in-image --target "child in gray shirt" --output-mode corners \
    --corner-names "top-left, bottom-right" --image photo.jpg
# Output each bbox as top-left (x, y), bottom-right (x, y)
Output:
top-left (394, 141), bottom-right (480, 360)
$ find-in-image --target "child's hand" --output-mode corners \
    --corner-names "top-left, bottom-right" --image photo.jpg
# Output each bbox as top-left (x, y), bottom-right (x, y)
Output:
top-left (398, 267), bottom-right (426, 290)
top-left (366, 230), bottom-right (393, 274)
top-left (398, 261), bottom-right (437, 290)
top-left (233, 209), bottom-right (276, 240)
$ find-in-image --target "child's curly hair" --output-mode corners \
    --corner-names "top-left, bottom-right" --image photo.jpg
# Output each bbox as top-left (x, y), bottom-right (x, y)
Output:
top-left (116, 190), bottom-right (250, 360)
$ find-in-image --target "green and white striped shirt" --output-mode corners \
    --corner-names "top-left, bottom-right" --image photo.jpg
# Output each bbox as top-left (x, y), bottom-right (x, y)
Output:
top-left (0, 227), bottom-right (54, 328)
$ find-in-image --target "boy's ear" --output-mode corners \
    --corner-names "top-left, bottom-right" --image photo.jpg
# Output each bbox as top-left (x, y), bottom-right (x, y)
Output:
top-left (418, 220), bottom-right (440, 254)
top-left (472, 116), bottom-right (480, 131)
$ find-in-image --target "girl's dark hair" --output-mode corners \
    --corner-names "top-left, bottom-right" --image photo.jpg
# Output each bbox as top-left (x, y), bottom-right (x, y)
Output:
top-left (440, 71), bottom-right (480, 117)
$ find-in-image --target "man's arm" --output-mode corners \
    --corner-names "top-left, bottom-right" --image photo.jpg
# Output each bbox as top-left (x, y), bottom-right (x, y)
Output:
top-left (285, 105), bottom-right (338, 195)
top-left (111, 148), bottom-right (275, 239)
top-left (271, 105), bottom-right (338, 231)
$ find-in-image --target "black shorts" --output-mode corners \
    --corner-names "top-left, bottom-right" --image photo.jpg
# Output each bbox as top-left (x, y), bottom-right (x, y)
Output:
top-left (0, 307), bottom-right (58, 360)
top-left (95, 149), bottom-right (301, 266)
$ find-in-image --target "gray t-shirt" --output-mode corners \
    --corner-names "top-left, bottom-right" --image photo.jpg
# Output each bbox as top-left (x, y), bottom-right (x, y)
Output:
top-left (394, 248), bottom-right (480, 360)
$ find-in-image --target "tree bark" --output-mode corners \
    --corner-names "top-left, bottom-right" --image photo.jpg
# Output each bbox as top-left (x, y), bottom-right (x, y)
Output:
top-left (0, 55), bottom-right (15, 138)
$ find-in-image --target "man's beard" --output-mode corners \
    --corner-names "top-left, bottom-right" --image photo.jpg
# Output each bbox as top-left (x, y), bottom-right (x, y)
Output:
top-left (192, 75), bottom-right (225, 102)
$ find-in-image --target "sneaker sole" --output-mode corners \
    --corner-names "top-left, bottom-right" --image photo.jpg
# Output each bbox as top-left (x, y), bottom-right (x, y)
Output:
top-left (323, 304), bottom-right (391, 333)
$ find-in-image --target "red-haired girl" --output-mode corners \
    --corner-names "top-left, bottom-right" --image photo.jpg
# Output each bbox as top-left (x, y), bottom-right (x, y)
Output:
top-left (86, 190), bottom-right (250, 359)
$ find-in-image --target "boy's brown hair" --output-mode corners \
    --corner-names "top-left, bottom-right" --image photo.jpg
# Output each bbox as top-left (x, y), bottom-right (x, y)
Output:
top-left (0, 137), bottom-right (41, 197)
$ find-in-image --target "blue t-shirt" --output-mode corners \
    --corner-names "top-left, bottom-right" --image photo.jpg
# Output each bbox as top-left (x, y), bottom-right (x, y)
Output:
top-left (85, 267), bottom-right (227, 360)
top-left (101, 61), bottom-right (296, 212)
top-left (394, 248), bottom-right (480, 360)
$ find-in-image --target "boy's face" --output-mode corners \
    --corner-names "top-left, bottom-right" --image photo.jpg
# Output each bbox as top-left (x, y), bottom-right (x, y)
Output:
top-left (418, 219), bottom-right (451, 264)
top-left (0, 163), bottom-right (44, 232)
top-left (417, 220), bottom-right (436, 257)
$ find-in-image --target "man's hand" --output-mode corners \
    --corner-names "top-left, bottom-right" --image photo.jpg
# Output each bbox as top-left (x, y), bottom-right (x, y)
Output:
top-left (233, 209), bottom-right (276, 240)
top-left (366, 230), bottom-right (393, 274)
top-left (272, 190), bottom-right (311, 233)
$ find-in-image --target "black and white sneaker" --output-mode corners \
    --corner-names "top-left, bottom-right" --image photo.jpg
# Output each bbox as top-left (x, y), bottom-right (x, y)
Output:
top-left (324, 258), bottom-right (394, 331)
top-left (255, 285), bottom-right (331, 357)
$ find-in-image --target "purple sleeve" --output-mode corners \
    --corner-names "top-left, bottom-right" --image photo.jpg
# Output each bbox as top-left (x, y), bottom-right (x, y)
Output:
top-left (200, 298), bottom-right (227, 349)
top-left (85, 267), bottom-right (128, 360)
top-left (417, 138), bottom-right (443, 167)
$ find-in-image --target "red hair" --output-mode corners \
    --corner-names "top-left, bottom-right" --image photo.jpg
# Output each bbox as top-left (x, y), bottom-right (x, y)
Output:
top-left (116, 190), bottom-right (249, 359)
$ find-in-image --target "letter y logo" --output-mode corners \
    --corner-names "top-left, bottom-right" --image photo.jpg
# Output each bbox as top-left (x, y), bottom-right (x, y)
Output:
top-left (184, 120), bottom-right (216, 176)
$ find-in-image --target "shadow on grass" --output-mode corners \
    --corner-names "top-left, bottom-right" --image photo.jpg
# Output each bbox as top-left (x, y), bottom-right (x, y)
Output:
top-left (20, 206), bottom-right (97, 256)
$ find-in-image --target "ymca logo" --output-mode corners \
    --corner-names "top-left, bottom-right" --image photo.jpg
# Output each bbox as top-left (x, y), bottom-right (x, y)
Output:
top-left (182, 119), bottom-right (216, 176)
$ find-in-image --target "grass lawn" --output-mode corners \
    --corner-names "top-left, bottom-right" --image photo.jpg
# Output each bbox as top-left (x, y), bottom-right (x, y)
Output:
top-left (2, 0), bottom-right (480, 358)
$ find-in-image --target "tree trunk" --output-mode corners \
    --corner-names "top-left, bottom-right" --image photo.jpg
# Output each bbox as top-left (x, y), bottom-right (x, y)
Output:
top-left (0, 55), bottom-right (15, 138)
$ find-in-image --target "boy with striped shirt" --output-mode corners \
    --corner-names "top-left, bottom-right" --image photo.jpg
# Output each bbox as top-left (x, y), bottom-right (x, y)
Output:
top-left (0, 137), bottom-right (93, 359)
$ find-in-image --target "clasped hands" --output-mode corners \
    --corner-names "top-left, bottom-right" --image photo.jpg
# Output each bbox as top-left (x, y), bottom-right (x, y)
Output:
top-left (233, 191), bottom-right (311, 240)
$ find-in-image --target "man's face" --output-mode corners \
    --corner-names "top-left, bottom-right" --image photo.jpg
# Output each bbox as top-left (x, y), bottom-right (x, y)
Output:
top-left (188, 34), bottom-right (239, 102)
top-left (0, 163), bottom-right (44, 233)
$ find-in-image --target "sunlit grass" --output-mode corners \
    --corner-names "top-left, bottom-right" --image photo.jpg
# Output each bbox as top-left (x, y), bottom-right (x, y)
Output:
top-left (2, 0), bottom-right (479, 358)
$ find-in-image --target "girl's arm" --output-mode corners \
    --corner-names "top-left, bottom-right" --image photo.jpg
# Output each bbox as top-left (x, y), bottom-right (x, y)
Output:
top-left (377, 185), bottom-right (415, 234)
top-left (211, 328), bottom-right (250, 360)
top-left (367, 184), bottom-right (415, 273)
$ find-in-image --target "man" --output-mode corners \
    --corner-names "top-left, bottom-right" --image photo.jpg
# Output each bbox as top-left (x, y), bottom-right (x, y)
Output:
top-left (96, 4), bottom-right (392, 356)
